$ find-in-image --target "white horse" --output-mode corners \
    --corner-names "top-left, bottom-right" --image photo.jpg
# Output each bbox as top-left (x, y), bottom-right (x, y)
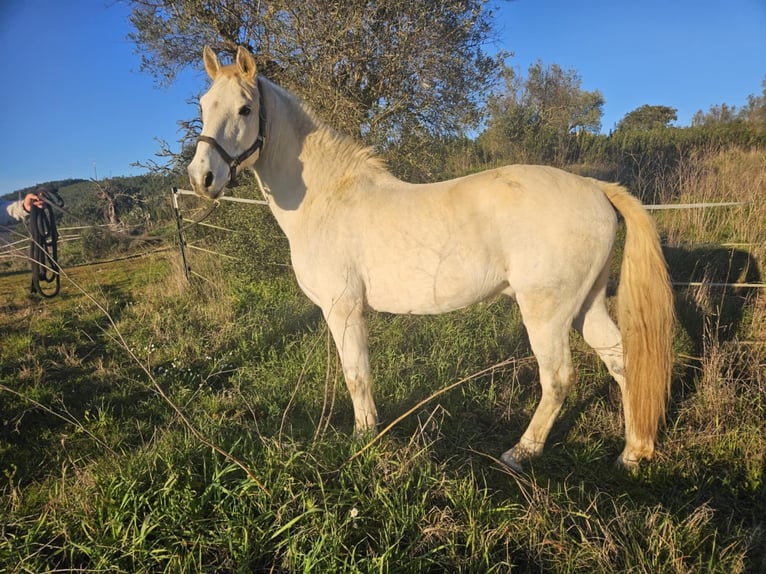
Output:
top-left (188, 47), bottom-right (675, 469)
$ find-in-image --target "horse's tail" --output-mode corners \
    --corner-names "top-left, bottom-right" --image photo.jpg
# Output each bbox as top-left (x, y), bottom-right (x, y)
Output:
top-left (601, 183), bottom-right (675, 462)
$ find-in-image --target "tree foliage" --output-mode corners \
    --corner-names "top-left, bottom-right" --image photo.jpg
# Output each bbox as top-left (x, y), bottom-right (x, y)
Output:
top-left (480, 61), bottom-right (604, 165)
top-left (691, 103), bottom-right (738, 127)
top-left (474, 67), bottom-right (766, 202)
top-left (692, 76), bottom-right (766, 132)
top-left (616, 104), bottom-right (677, 131)
top-left (742, 77), bottom-right (766, 128)
top-left (127, 0), bottom-right (503, 180)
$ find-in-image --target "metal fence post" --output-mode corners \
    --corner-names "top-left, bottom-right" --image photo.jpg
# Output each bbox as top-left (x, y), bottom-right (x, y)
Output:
top-left (171, 187), bottom-right (190, 280)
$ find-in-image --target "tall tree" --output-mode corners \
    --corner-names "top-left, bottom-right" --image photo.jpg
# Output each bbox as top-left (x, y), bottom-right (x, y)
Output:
top-left (741, 78), bottom-right (766, 128)
top-left (617, 104), bottom-right (677, 132)
top-left (480, 61), bottom-right (604, 165)
top-left (691, 103), bottom-right (737, 127)
top-left (691, 77), bottom-right (766, 134)
top-left (524, 61), bottom-right (603, 135)
top-left (128, 0), bottom-right (503, 180)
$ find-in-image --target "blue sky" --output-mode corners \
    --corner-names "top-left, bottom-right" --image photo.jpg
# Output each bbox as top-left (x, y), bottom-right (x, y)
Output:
top-left (1, 0), bottom-right (764, 194)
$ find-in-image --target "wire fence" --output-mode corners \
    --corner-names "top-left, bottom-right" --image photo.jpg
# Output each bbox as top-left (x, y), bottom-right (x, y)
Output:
top-left (2, 188), bottom-right (761, 290)
top-left (0, 214), bottom-right (170, 275)
top-left (170, 187), bottom-right (765, 290)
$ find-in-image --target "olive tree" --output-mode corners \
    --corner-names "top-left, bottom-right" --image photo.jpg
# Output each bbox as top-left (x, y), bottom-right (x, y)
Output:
top-left (128, 0), bottom-right (504, 180)
top-left (618, 104), bottom-right (678, 131)
top-left (480, 61), bottom-right (604, 165)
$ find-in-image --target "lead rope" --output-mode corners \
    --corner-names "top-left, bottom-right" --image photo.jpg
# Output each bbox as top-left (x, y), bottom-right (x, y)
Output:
top-left (29, 191), bottom-right (64, 297)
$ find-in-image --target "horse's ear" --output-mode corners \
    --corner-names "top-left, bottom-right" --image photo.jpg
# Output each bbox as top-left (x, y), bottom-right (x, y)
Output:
top-left (203, 46), bottom-right (221, 80)
top-left (236, 46), bottom-right (257, 80)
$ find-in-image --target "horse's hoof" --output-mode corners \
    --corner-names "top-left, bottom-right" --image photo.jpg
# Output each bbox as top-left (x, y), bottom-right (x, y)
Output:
top-left (615, 444), bottom-right (653, 471)
top-left (500, 443), bottom-right (536, 472)
top-left (500, 450), bottom-right (525, 472)
top-left (500, 438), bottom-right (542, 472)
top-left (614, 453), bottom-right (640, 472)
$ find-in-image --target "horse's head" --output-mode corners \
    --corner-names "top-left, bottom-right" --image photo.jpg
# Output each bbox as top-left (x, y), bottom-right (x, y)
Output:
top-left (188, 46), bottom-right (266, 198)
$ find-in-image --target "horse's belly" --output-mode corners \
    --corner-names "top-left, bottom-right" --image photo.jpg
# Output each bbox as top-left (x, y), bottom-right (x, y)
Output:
top-left (362, 259), bottom-right (507, 314)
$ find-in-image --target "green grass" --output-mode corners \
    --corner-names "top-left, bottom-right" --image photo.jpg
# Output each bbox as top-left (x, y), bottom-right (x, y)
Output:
top-left (1, 148), bottom-right (764, 572)
top-left (1, 252), bottom-right (763, 573)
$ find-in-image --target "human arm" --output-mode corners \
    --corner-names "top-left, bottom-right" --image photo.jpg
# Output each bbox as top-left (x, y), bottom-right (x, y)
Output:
top-left (0, 194), bottom-right (44, 226)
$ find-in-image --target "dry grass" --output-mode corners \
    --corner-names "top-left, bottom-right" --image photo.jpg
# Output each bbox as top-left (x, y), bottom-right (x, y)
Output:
top-left (660, 147), bottom-right (766, 256)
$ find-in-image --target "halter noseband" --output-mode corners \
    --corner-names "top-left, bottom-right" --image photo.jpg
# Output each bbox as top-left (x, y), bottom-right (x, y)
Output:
top-left (196, 77), bottom-right (268, 188)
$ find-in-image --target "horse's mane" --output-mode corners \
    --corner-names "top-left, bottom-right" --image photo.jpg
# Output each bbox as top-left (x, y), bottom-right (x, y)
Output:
top-left (263, 77), bottom-right (390, 181)
top-left (307, 125), bottom-right (389, 175)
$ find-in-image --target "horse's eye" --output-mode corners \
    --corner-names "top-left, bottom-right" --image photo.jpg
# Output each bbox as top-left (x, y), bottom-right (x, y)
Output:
top-left (239, 105), bottom-right (252, 116)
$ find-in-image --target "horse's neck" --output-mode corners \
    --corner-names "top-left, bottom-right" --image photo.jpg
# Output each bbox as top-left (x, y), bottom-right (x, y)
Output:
top-left (252, 82), bottom-right (319, 233)
top-left (254, 80), bottom-right (390, 237)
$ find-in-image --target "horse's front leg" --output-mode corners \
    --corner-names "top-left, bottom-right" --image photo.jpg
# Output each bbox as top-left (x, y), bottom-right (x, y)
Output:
top-left (324, 298), bottom-right (378, 433)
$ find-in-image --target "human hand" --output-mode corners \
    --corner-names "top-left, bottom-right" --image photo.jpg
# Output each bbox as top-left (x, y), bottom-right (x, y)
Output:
top-left (23, 193), bottom-right (44, 212)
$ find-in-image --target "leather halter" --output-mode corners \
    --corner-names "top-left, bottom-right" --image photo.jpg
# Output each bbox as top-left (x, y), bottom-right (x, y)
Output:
top-left (196, 77), bottom-right (267, 188)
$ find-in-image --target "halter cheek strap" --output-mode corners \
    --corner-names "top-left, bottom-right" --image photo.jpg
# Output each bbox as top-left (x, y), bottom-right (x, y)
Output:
top-left (197, 77), bottom-right (268, 188)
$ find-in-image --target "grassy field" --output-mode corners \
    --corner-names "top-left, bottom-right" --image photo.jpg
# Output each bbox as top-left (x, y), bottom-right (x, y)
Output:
top-left (1, 148), bottom-right (764, 572)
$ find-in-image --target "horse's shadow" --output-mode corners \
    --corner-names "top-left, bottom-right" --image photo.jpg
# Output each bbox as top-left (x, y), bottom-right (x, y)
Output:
top-left (663, 243), bottom-right (761, 357)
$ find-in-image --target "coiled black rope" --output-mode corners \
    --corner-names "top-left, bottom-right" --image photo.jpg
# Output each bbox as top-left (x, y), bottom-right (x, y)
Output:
top-left (29, 191), bottom-right (64, 298)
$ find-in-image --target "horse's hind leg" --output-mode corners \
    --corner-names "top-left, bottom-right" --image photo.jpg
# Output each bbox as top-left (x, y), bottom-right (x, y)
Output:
top-left (501, 292), bottom-right (575, 470)
top-left (575, 290), bottom-right (650, 467)
top-left (323, 298), bottom-right (379, 433)
top-left (573, 289), bottom-right (625, 390)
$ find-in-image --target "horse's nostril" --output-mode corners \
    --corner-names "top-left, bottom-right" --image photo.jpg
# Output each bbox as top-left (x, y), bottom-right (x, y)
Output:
top-left (204, 171), bottom-right (214, 188)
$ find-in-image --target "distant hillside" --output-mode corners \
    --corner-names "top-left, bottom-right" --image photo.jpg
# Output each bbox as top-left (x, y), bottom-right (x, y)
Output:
top-left (1, 179), bottom-right (88, 201)
top-left (3, 174), bottom-right (179, 229)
